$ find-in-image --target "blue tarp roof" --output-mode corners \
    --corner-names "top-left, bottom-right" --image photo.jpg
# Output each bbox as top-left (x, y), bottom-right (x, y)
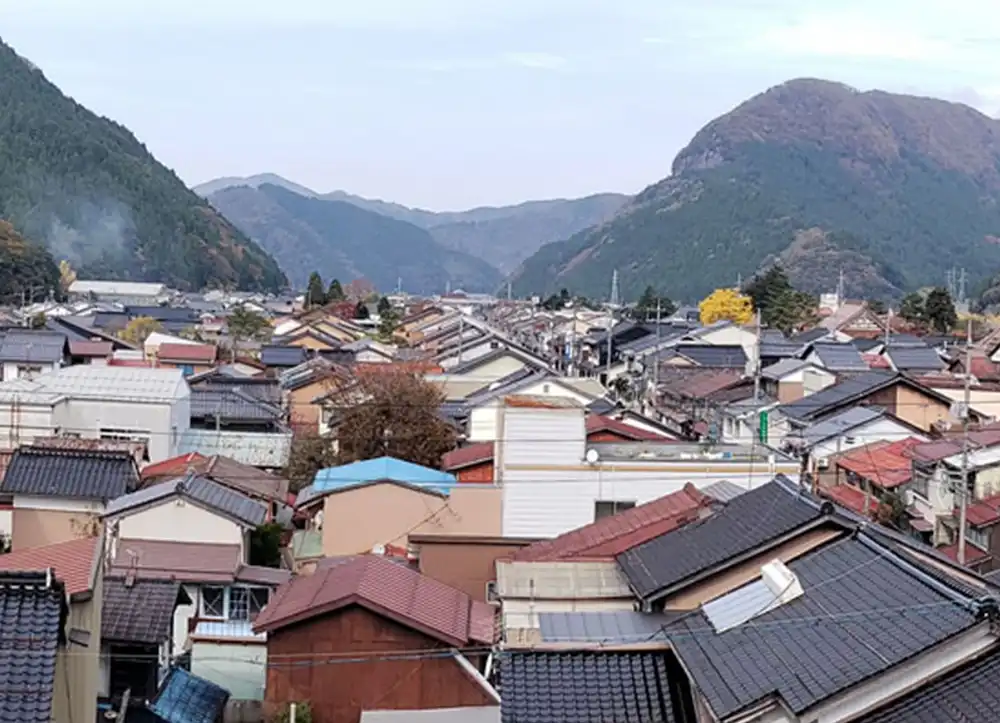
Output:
top-left (313, 456), bottom-right (457, 494)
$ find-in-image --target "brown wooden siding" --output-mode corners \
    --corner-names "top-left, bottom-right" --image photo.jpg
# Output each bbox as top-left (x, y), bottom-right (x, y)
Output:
top-left (264, 606), bottom-right (492, 723)
top-left (456, 462), bottom-right (495, 483)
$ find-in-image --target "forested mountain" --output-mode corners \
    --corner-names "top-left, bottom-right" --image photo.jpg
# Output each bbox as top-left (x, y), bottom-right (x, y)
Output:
top-left (0, 39), bottom-right (286, 291)
top-left (0, 221), bottom-right (60, 303)
top-left (511, 79), bottom-right (1000, 302)
top-left (208, 184), bottom-right (502, 294)
top-left (196, 175), bottom-right (627, 272)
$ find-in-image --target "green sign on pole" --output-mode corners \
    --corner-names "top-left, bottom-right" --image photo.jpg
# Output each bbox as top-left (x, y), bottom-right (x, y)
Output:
top-left (758, 410), bottom-right (769, 444)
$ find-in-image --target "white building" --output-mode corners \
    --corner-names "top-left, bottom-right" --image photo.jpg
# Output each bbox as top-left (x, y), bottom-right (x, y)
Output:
top-left (0, 366), bottom-right (190, 462)
top-left (495, 395), bottom-right (799, 538)
top-left (67, 280), bottom-right (168, 306)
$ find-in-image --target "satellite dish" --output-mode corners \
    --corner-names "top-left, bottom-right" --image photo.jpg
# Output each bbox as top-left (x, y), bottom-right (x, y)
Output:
top-left (586, 448), bottom-right (600, 465)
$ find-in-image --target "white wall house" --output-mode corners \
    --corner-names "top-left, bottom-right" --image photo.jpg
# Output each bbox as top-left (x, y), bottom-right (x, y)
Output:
top-left (0, 366), bottom-right (190, 462)
top-left (495, 396), bottom-right (800, 538)
top-left (467, 377), bottom-right (601, 442)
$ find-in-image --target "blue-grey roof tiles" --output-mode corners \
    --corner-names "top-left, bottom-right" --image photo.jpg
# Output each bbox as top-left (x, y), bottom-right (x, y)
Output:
top-left (1, 447), bottom-right (139, 500)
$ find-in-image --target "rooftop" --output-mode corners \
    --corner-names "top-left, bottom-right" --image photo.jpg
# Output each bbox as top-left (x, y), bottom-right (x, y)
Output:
top-left (0, 330), bottom-right (68, 364)
top-left (156, 342), bottom-right (217, 364)
top-left (253, 554), bottom-right (496, 645)
top-left (314, 456), bottom-right (457, 495)
top-left (1, 447), bottom-right (139, 501)
top-left (112, 539), bottom-right (242, 583)
top-left (0, 365), bottom-right (188, 404)
top-left (617, 477), bottom-right (825, 601)
top-left (141, 453), bottom-right (289, 502)
top-left (102, 576), bottom-right (185, 645)
top-left (886, 345), bottom-right (946, 372)
top-left (104, 473), bottom-right (267, 528)
top-left (441, 442), bottom-right (494, 471)
top-left (513, 484), bottom-right (716, 562)
top-left (0, 536), bottom-right (100, 596)
top-left (834, 438), bottom-right (923, 488)
top-left (148, 667), bottom-right (230, 723)
top-left (584, 414), bottom-right (670, 441)
top-left (777, 371), bottom-right (905, 423)
top-left (807, 342), bottom-right (869, 371)
top-left (588, 441), bottom-right (783, 464)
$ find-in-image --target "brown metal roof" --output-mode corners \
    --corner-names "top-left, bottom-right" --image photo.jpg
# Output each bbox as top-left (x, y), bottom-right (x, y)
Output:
top-left (0, 536), bottom-right (100, 596)
top-left (112, 539), bottom-right (241, 583)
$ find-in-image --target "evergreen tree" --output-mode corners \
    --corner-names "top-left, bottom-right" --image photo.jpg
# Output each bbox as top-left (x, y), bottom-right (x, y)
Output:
top-left (377, 295), bottom-right (392, 316)
top-left (327, 278), bottom-right (345, 301)
top-left (306, 272), bottom-right (326, 308)
top-left (900, 292), bottom-right (925, 323)
top-left (923, 287), bottom-right (957, 333)
top-left (354, 301), bottom-right (370, 319)
top-left (634, 285), bottom-right (677, 321)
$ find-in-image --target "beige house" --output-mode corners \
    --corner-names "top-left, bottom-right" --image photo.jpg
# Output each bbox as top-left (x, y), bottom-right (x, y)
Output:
top-left (0, 534), bottom-right (104, 723)
top-left (1, 446), bottom-right (140, 549)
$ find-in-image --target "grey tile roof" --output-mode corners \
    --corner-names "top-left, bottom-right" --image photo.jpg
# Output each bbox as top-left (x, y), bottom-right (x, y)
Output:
top-left (104, 474), bottom-right (267, 527)
top-left (616, 477), bottom-right (825, 601)
top-left (102, 577), bottom-right (183, 644)
top-left (190, 387), bottom-right (282, 423)
top-left (260, 344), bottom-right (310, 368)
top-left (790, 328), bottom-right (832, 344)
top-left (777, 370), bottom-right (899, 423)
top-left (808, 342), bottom-right (869, 371)
top-left (759, 342), bottom-right (802, 359)
top-left (537, 611), bottom-right (677, 644)
top-left (665, 535), bottom-right (985, 720)
top-left (797, 406), bottom-right (886, 447)
top-left (498, 651), bottom-right (674, 723)
top-left (859, 645), bottom-right (1000, 722)
top-left (0, 572), bottom-right (64, 722)
top-left (0, 330), bottom-right (68, 364)
top-left (760, 358), bottom-right (810, 381)
top-left (1, 447), bottom-right (139, 500)
top-left (670, 344), bottom-right (747, 368)
top-left (886, 345), bottom-right (945, 371)
top-left (701, 480), bottom-right (748, 503)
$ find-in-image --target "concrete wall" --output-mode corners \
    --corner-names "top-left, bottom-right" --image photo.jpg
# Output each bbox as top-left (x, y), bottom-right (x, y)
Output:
top-left (191, 639), bottom-right (267, 700)
top-left (12, 496), bottom-right (105, 549)
top-left (113, 498), bottom-right (245, 548)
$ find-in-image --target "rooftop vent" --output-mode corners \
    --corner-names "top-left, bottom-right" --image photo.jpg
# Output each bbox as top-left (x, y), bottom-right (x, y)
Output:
top-left (703, 559), bottom-right (803, 633)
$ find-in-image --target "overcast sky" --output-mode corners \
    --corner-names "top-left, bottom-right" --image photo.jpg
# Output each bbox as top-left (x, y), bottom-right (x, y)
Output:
top-left (3, 0), bottom-right (999, 210)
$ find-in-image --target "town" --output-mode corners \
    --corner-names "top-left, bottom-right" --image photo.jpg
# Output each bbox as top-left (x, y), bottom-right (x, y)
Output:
top-left (0, 269), bottom-right (995, 723)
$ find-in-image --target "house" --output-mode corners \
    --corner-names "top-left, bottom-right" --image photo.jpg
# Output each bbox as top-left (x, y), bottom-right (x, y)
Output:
top-left (0, 329), bottom-right (70, 380)
top-left (441, 442), bottom-right (496, 482)
top-left (155, 342), bottom-right (218, 375)
top-left (0, 536), bottom-right (104, 723)
top-left (261, 344), bottom-right (311, 370)
top-left (659, 344), bottom-right (748, 370)
top-left (0, 365), bottom-right (191, 462)
top-left (494, 395), bottom-right (799, 537)
top-left (68, 280), bottom-right (167, 305)
top-left (817, 300), bottom-right (886, 338)
top-left (30, 434), bottom-right (150, 468)
top-left (803, 341), bottom-right (869, 372)
top-left (275, 325), bottom-right (343, 351)
top-left (885, 344), bottom-right (946, 373)
top-left (254, 554), bottom-right (498, 723)
top-left (0, 570), bottom-right (70, 722)
top-left (407, 533), bottom-right (536, 602)
top-left (760, 358), bottom-right (836, 403)
top-left (775, 370), bottom-right (960, 441)
top-left (446, 346), bottom-right (552, 385)
top-left (822, 437), bottom-right (924, 517)
top-left (280, 357), bottom-right (342, 433)
top-left (101, 574), bottom-right (190, 704)
top-left (787, 406), bottom-right (928, 477)
top-left (140, 452), bottom-right (289, 515)
top-left (1, 446), bottom-right (140, 548)
top-left (68, 339), bottom-right (113, 365)
top-left (189, 386), bottom-right (285, 433)
top-left (295, 457), bottom-right (501, 561)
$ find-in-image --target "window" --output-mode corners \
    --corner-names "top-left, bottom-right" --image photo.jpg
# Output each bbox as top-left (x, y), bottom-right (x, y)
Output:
top-left (201, 586), bottom-right (226, 618)
top-left (100, 428), bottom-right (150, 443)
top-left (17, 365), bottom-right (43, 380)
top-left (967, 526), bottom-right (991, 551)
top-left (910, 465), bottom-right (933, 499)
top-left (594, 500), bottom-right (636, 521)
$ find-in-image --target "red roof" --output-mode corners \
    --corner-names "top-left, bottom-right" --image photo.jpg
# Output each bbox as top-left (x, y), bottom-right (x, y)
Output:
top-left (0, 536), bottom-right (100, 595)
top-left (156, 342), bottom-right (217, 364)
top-left (937, 541), bottom-right (991, 566)
top-left (69, 340), bottom-right (113, 357)
top-left (441, 442), bottom-right (494, 471)
top-left (862, 353), bottom-right (891, 369)
top-left (584, 415), bottom-right (671, 441)
top-left (112, 539), bottom-right (241, 583)
top-left (108, 358), bottom-right (152, 367)
top-left (962, 493), bottom-right (1000, 527)
top-left (253, 554), bottom-right (495, 645)
top-left (835, 438), bottom-right (922, 488)
top-left (823, 484), bottom-right (880, 516)
top-left (512, 483), bottom-right (716, 562)
top-left (140, 452), bottom-right (208, 480)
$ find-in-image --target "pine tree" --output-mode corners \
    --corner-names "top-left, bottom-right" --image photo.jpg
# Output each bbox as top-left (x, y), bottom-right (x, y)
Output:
top-left (354, 301), bottom-right (370, 319)
top-left (306, 272), bottom-right (326, 308)
top-left (327, 278), bottom-right (345, 301)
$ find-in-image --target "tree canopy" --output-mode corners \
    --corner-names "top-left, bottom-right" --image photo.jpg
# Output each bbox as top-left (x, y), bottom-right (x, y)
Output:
top-left (632, 285), bottom-right (677, 321)
top-left (699, 288), bottom-right (753, 326)
top-left (227, 305), bottom-right (272, 347)
top-left (327, 278), bottom-right (345, 302)
top-left (923, 287), bottom-right (957, 333)
top-left (306, 272), bottom-right (326, 308)
top-left (743, 265), bottom-right (817, 333)
top-left (119, 316), bottom-right (161, 346)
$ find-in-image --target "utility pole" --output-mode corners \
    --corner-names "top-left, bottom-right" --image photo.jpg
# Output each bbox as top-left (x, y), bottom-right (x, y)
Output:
top-left (507, 281), bottom-right (512, 301)
top-left (836, 268), bottom-right (845, 308)
top-left (568, 306), bottom-right (578, 377)
top-left (605, 307), bottom-right (615, 390)
top-left (958, 317), bottom-right (973, 565)
top-left (884, 308), bottom-right (893, 347)
top-left (653, 298), bottom-right (662, 390)
top-left (752, 308), bottom-right (762, 402)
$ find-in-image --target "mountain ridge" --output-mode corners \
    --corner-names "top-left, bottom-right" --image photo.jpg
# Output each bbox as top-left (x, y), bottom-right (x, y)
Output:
top-left (0, 38), bottom-right (286, 291)
top-left (511, 78), bottom-right (1000, 302)
top-left (196, 175), bottom-right (628, 272)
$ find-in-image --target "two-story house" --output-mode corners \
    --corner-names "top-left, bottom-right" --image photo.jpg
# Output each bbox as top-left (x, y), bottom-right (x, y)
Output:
top-left (0, 329), bottom-right (70, 380)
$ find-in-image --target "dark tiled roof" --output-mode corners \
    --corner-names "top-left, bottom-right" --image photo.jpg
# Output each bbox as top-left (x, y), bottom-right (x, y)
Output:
top-left (666, 536), bottom-right (984, 720)
top-left (777, 370), bottom-right (900, 423)
top-left (254, 554), bottom-right (496, 645)
top-left (125, 306), bottom-right (200, 323)
top-left (859, 646), bottom-right (1000, 722)
top-left (669, 344), bottom-right (747, 368)
top-left (808, 342), bottom-right (869, 371)
top-left (149, 667), bottom-right (230, 723)
top-left (616, 477), bottom-right (825, 601)
top-left (886, 346), bottom-right (946, 371)
top-left (515, 484), bottom-right (715, 562)
top-left (190, 387), bottom-right (282, 423)
top-left (104, 474), bottom-right (267, 528)
top-left (1, 447), bottom-right (138, 500)
top-left (0, 572), bottom-right (65, 723)
top-left (141, 453), bottom-right (288, 502)
top-left (0, 330), bottom-right (67, 364)
top-left (498, 651), bottom-right (674, 723)
top-left (260, 344), bottom-right (310, 368)
top-left (102, 577), bottom-right (183, 644)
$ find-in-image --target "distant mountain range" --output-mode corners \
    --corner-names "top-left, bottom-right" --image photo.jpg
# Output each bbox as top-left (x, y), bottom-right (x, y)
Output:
top-left (0, 37), bottom-right (286, 292)
top-left (195, 175), bottom-right (628, 276)
top-left (510, 78), bottom-right (1000, 303)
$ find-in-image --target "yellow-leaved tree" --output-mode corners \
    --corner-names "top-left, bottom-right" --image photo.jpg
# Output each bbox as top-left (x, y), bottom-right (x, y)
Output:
top-left (58, 260), bottom-right (77, 292)
top-left (699, 288), bottom-right (753, 326)
top-left (119, 316), bottom-right (162, 346)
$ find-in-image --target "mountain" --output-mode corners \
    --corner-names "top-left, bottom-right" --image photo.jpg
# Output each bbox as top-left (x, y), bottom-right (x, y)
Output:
top-left (196, 176), bottom-right (628, 272)
top-left (511, 78), bottom-right (1000, 302)
top-left (0, 39), bottom-right (286, 291)
top-left (207, 184), bottom-right (502, 294)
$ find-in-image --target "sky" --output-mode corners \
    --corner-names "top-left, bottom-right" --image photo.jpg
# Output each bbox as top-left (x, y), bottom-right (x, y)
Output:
top-left (3, 0), bottom-right (1000, 210)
